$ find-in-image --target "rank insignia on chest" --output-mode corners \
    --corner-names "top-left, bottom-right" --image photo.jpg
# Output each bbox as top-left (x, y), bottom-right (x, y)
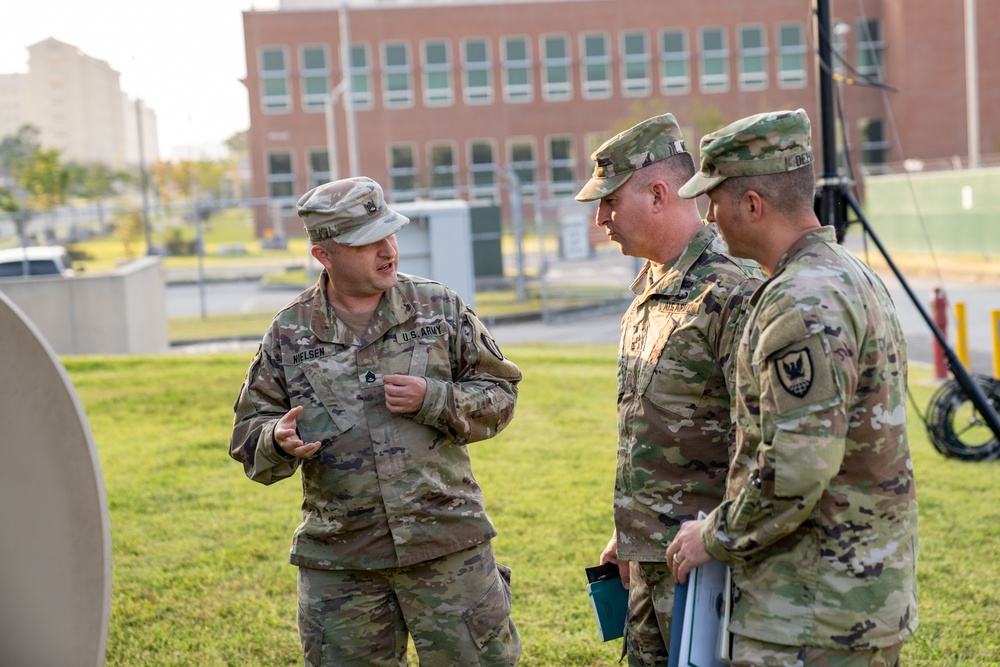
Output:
top-left (775, 348), bottom-right (812, 398)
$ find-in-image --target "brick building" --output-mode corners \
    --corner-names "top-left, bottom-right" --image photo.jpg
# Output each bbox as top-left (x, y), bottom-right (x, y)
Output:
top-left (242, 0), bottom-right (1000, 237)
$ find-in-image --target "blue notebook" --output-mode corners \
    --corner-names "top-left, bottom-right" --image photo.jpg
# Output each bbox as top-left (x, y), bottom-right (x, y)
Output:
top-left (585, 562), bottom-right (629, 642)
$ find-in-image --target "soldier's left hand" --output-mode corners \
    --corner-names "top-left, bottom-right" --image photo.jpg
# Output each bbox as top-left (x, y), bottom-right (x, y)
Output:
top-left (384, 374), bottom-right (428, 413)
top-left (666, 519), bottom-right (712, 584)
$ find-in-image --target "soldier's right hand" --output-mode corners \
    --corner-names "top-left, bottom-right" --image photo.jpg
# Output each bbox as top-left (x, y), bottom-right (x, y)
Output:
top-left (600, 533), bottom-right (630, 589)
top-left (275, 405), bottom-right (322, 459)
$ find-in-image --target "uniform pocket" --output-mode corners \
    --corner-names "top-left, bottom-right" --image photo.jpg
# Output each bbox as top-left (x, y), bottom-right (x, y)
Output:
top-left (462, 563), bottom-right (521, 664)
top-left (297, 602), bottom-right (324, 667)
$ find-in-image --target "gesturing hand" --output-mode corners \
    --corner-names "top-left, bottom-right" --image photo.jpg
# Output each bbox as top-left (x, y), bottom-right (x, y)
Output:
top-left (274, 405), bottom-right (322, 459)
top-left (384, 374), bottom-right (428, 414)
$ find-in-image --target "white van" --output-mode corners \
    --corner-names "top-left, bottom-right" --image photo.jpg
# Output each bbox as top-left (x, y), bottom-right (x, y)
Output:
top-left (0, 246), bottom-right (75, 279)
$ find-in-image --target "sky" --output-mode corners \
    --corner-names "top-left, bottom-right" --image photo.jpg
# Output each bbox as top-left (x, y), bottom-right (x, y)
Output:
top-left (0, 0), bottom-right (281, 161)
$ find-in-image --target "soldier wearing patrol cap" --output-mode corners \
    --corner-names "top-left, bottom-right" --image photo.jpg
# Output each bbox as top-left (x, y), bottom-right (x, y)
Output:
top-left (230, 176), bottom-right (522, 666)
top-left (667, 110), bottom-right (919, 666)
top-left (577, 114), bottom-right (764, 666)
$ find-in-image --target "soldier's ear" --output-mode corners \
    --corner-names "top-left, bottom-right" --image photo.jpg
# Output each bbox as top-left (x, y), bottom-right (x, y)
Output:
top-left (649, 180), bottom-right (669, 212)
top-left (744, 191), bottom-right (764, 222)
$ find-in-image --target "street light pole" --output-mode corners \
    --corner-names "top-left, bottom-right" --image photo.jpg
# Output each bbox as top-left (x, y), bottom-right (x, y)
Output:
top-left (324, 81), bottom-right (346, 182)
top-left (338, 0), bottom-right (359, 176)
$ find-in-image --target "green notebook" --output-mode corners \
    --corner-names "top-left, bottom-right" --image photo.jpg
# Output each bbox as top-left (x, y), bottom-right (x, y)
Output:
top-left (586, 562), bottom-right (629, 642)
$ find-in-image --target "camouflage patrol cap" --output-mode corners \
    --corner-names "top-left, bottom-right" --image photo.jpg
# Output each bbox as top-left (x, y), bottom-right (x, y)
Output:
top-left (296, 177), bottom-right (409, 246)
top-left (678, 108), bottom-right (814, 199)
top-left (575, 113), bottom-right (688, 202)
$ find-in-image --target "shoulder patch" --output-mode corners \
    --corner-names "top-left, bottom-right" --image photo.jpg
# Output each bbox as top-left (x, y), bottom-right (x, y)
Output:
top-left (480, 333), bottom-right (505, 360)
top-left (775, 348), bottom-right (812, 398)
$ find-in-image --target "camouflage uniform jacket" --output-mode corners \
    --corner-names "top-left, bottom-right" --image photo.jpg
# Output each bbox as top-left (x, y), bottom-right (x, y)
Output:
top-left (230, 271), bottom-right (521, 570)
top-left (615, 224), bottom-right (763, 562)
top-left (701, 226), bottom-right (919, 649)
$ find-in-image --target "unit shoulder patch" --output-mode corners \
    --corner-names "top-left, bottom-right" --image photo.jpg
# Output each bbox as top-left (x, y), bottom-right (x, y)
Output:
top-left (775, 347), bottom-right (812, 398)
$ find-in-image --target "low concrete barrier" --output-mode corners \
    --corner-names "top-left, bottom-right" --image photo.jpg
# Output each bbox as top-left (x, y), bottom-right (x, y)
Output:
top-left (0, 255), bottom-right (169, 355)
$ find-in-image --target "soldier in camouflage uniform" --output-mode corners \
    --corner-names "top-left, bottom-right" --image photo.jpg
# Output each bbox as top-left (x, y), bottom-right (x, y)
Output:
top-left (668, 109), bottom-right (918, 667)
top-left (576, 114), bottom-right (764, 666)
top-left (229, 176), bottom-right (522, 666)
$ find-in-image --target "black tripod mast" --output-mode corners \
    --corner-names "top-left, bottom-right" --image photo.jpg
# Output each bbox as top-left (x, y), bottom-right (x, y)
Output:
top-left (812, 0), bottom-right (1000, 454)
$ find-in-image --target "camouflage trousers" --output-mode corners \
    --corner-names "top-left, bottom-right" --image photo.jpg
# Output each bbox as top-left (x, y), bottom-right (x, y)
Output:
top-left (730, 636), bottom-right (903, 667)
top-left (623, 561), bottom-right (675, 667)
top-left (297, 541), bottom-right (521, 666)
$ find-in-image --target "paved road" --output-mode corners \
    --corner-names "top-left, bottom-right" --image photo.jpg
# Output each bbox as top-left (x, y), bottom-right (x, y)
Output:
top-left (169, 271), bottom-right (1000, 376)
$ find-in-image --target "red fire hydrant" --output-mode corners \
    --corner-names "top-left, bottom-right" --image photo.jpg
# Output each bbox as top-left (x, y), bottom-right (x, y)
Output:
top-left (931, 288), bottom-right (948, 379)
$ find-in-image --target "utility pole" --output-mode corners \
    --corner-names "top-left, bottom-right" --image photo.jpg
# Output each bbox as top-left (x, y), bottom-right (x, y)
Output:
top-left (965, 0), bottom-right (980, 169)
top-left (338, 0), bottom-right (359, 175)
top-left (136, 98), bottom-right (154, 254)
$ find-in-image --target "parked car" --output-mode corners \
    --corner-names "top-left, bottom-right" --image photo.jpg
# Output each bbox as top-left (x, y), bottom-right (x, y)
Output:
top-left (0, 246), bottom-right (75, 278)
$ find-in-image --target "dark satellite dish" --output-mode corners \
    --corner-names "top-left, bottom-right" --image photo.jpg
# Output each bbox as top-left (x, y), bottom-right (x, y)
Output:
top-left (0, 290), bottom-right (111, 666)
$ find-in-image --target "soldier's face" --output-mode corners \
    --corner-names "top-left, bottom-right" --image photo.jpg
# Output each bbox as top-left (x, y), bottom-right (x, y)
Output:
top-left (596, 179), bottom-right (655, 259)
top-left (314, 234), bottom-right (399, 300)
top-left (705, 186), bottom-right (749, 258)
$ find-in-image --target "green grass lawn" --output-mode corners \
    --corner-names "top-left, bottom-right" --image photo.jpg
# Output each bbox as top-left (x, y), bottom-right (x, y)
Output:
top-left (63, 348), bottom-right (999, 666)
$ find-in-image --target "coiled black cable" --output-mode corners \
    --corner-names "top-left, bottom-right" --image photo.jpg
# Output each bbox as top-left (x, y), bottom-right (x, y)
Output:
top-left (925, 374), bottom-right (1000, 461)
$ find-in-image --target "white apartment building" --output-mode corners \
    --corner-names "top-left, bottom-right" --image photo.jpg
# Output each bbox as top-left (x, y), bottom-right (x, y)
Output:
top-left (0, 38), bottom-right (159, 170)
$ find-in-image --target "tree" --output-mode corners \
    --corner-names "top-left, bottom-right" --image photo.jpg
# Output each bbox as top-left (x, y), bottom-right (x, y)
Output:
top-left (114, 210), bottom-right (144, 258)
top-left (224, 129), bottom-right (248, 156)
top-left (0, 124), bottom-right (41, 182)
top-left (18, 148), bottom-right (68, 212)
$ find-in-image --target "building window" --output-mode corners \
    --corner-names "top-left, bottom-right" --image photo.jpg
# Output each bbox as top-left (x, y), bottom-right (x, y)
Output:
top-left (860, 118), bottom-right (888, 171)
top-left (267, 151), bottom-right (295, 199)
top-left (502, 37), bottom-right (532, 102)
top-left (548, 136), bottom-right (576, 196)
top-left (509, 138), bottom-right (536, 198)
top-left (307, 149), bottom-right (330, 189)
top-left (660, 29), bottom-right (690, 94)
top-left (462, 39), bottom-right (493, 104)
top-left (350, 43), bottom-right (372, 109)
top-left (429, 143), bottom-right (457, 199)
top-left (738, 25), bottom-right (767, 90)
top-left (856, 19), bottom-right (884, 80)
top-left (469, 140), bottom-right (497, 202)
top-left (422, 40), bottom-right (452, 106)
top-left (581, 33), bottom-right (611, 98)
top-left (300, 45), bottom-right (329, 112)
top-left (389, 144), bottom-right (417, 201)
top-left (699, 27), bottom-right (729, 92)
top-left (778, 23), bottom-right (807, 88)
top-left (621, 31), bottom-right (651, 97)
top-left (260, 47), bottom-right (291, 113)
top-left (542, 34), bottom-right (572, 100)
top-left (383, 42), bottom-right (413, 108)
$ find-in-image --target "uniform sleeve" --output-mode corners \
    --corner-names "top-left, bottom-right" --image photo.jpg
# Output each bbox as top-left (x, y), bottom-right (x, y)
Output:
top-left (412, 307), bottom-right (521, 445)
top-left (712, 275), bottom-right (763, 392)
top-left (229, 332), bottom-right (302, 485)
top-left (703, 304), bottom-right (853, 564)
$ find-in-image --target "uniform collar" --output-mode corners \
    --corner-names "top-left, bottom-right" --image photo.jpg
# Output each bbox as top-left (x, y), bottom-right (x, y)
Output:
top-left (751, 226), bottom-right (836, 306)
top-left (310, 271), bottom-right (416, 346)
top-left (630, 224), bottom-right (718, 300)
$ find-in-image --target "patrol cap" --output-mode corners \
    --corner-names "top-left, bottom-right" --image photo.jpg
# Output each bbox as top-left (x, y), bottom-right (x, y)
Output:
top-left (575, 113), bottom-right (688, 202)
top-left (678, 108), bottom-right (814, 199)
top-left (296, 177), bottom-right (409, 246)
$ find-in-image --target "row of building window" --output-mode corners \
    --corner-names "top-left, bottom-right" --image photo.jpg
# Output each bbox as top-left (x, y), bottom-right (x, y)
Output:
top-left (265, 136), bottom-right (584, 204)
top-left (265, 117), bottom-right (888, 204)
top-left (259, 20), bottom-right (884, 113)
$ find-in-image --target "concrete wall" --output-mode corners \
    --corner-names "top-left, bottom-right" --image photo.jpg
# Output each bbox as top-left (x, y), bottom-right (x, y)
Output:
top-left (863, 167), bottom-right (1000, 256)
top-left (0, 255), bottom-right (169, 355)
